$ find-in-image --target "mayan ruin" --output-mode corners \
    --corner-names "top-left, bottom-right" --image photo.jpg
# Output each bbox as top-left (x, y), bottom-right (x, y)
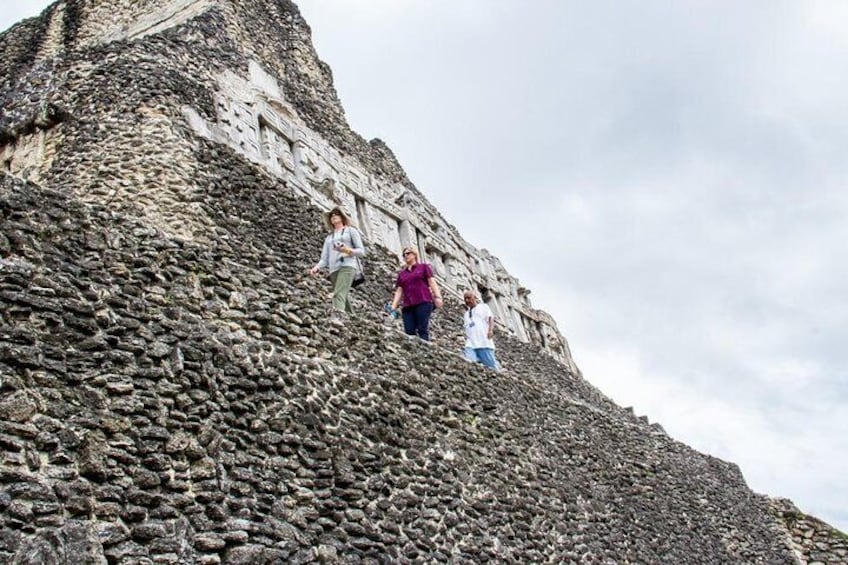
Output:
top-left (1, 1), bottom-right (845, 563)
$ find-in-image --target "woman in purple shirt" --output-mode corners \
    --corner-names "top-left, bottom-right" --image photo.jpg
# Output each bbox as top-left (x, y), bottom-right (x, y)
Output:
top-left (389, 246), bottom-right (444, 341)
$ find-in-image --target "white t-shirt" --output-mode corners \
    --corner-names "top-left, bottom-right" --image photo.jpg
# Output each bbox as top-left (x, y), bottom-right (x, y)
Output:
top-left (464, 303), bottom-right (495, 349)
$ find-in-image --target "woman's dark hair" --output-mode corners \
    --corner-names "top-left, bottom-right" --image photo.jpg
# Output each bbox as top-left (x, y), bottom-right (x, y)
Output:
top-left (324, 207), bottom-right (351, 229)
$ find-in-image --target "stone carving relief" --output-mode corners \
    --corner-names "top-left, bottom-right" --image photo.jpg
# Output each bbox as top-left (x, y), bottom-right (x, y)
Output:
top-left (369, 207), bottom-right (403, 252)
top-left (312, 177), bottom-right (339, 204)
top-left (215, 96), bottom-right (261, 157)
top-left (258, 117), bottom-right (295, 174)
top-left (428, 252), bottom-right (446, 279)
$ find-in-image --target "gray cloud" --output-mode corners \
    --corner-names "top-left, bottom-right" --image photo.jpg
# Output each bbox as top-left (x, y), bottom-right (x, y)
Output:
top-left (298, 0), bottom-right (848, 531)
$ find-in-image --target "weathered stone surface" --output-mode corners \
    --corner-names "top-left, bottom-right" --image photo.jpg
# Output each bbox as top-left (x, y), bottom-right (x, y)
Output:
top-left (0, 1), bottom-right (843, 564)
top-left (11, 520), bottom-right (107, 565)
top-left (0, 390), bottom-right (41, 422)
top-left (770, 498), bottom-right (848, 565)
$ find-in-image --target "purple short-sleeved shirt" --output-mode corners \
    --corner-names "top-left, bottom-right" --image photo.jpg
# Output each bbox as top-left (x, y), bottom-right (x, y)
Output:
top-left (395, 263), bottom-right (434, 307)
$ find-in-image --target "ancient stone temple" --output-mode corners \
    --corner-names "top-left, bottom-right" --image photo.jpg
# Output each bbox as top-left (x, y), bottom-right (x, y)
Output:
top-left (2, 0), bottom-right (573, 369)
top-left (1, 1), bottom-right (845, 563)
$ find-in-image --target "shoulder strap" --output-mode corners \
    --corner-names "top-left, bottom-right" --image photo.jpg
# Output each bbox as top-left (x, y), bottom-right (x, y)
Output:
top-left (344, 227), bottom-right (357, 245)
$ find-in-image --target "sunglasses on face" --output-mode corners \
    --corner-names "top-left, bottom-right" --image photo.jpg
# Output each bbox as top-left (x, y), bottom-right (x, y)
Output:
top-left (403, 251), bottom-right (414, 256)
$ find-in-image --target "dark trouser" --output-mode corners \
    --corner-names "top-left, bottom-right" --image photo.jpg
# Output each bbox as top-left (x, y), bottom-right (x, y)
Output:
top-left (401, 302), bottom-right (435, 341)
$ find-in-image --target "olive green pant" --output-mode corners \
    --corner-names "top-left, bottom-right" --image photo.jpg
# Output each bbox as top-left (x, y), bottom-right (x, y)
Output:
top-left (329, 266), bottom-right (355, 313)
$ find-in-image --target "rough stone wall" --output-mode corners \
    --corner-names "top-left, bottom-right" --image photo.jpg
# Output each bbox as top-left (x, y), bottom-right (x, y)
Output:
top-left (0, 159), bottom-right (795, 564)
top-left (770, 498), bottom-right (848, 565)
top-left (0, 0), bottom-right (843, 563)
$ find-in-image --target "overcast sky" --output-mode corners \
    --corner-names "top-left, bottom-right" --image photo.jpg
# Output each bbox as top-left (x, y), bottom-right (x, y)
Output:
top-left (4, 1), bottom-right (846, 532)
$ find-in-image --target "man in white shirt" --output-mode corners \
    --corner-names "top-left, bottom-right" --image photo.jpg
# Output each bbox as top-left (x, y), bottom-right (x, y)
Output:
top-left (462, 290), bottom-right (499, 370)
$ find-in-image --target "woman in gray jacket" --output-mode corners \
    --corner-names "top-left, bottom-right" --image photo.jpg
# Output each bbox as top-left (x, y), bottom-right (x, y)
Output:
top-left (309, 207), bottom-right (366, 314)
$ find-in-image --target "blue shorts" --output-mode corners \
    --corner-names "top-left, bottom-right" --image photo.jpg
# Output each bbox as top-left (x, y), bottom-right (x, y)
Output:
top-left (464, 347), bottom-right (498, 370)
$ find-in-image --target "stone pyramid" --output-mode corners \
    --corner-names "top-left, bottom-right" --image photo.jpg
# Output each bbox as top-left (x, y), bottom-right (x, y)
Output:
top-left (1, 1), bottom-right (845, 563)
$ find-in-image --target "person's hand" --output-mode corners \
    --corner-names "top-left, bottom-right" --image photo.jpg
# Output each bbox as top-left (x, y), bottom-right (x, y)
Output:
top-left (434, 297), bottom-right (444, 309)
top-left (487, 329), bottom-right (494, 339)
top-left (309, 265), bottom-right (320, 276)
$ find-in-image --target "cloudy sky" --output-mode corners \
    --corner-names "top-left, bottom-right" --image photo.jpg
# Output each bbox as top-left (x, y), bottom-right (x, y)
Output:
top-left (4, 1), bottom-right (846, 531)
